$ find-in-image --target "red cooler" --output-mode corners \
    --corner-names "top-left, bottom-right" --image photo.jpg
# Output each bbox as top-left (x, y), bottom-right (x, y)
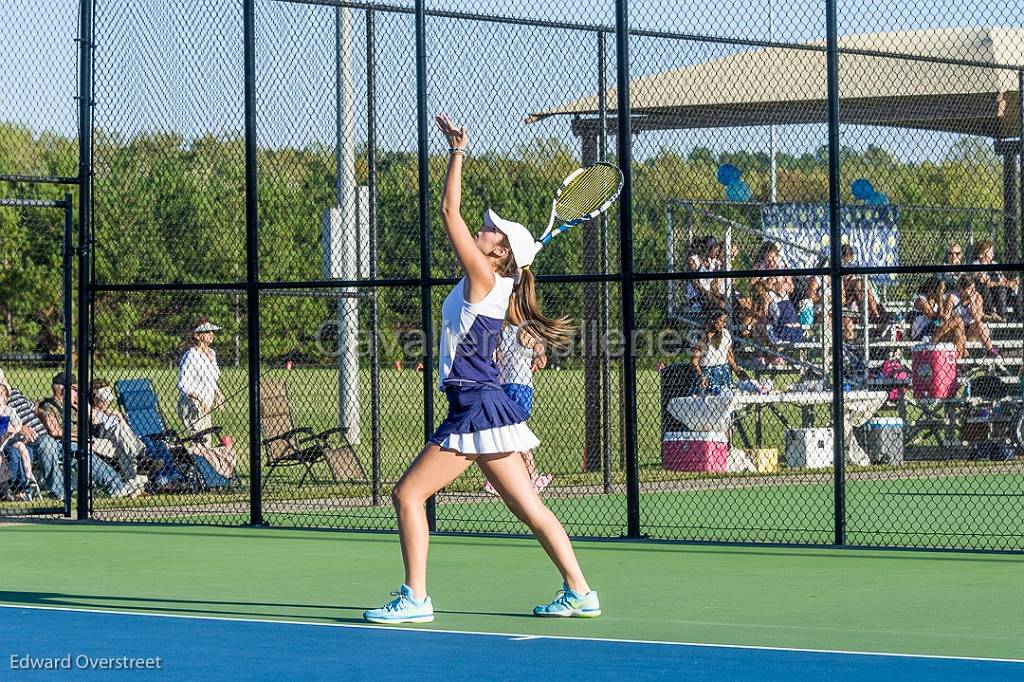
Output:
top-left (911, 343), bottom-right (957, 399)
top-left (662, 432), bottom-right (728, 472)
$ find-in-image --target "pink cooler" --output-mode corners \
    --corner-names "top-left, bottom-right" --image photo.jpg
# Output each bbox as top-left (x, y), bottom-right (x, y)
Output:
top-left (911, 343), bottom-right (957, 399)
top-left (662, 432), bottom-right (728, 472)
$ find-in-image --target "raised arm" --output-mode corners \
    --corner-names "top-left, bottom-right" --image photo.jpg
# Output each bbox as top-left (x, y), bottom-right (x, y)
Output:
top-left (435, 115), bottom-right (494, 299)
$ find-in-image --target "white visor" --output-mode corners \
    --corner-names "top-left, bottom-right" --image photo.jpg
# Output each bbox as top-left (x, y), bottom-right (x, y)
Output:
top-left (194, 322), bottom-right (221, 333)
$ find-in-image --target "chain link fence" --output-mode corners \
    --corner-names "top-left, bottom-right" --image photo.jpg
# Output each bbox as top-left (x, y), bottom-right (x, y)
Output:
top-left (0, 197), bottom-right (75, 518)
top-left (4, 0), bottom-right (1022, 550)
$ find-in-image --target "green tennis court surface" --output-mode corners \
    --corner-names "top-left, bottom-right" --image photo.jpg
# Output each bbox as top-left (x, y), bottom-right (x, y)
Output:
top-left (76, 469), bottom-right (1023, 549)
top-left (2, 523), bottom-right (1021, 661)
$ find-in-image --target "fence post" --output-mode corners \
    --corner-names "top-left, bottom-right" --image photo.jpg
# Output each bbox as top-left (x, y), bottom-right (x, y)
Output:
top-left (1018, 71), bottom-right (1023, 266)
top-left (414, 0), bottom-right (436, 531)
top-left (242, 0), bottom-right (263, 526)
top-left (367, 8), bottom-right (382, 507)
top-left (614, 0), bottom-right (640, 538)
top-left (581, 132), bottom-right (602, 474)
top-left (62, 194), bottom-right (74, 517)
top-left (825, 0), bottom-right (846, 545)
top-left (597, 30), bottom-right (613, 494)
top-left (76, 0), bottom-right (95, 521)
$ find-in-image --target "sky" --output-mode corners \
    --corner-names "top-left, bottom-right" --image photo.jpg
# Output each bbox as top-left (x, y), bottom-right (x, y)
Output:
top-left (2, 0), bottom-right (1022, 165)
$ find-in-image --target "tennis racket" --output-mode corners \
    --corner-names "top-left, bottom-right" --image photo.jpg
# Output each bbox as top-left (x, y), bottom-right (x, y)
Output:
top-left (537, 162), bottom-right (624, 246)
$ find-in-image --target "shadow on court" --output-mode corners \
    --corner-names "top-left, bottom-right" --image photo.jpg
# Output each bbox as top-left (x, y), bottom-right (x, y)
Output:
top-left (0, 590), bottom-right (537, 623)
top-left (0, 590), bottom-right (373, 624)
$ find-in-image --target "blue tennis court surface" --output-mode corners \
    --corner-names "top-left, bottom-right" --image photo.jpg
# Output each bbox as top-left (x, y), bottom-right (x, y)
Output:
top-left (2, 606), bottom-right (1021, 680)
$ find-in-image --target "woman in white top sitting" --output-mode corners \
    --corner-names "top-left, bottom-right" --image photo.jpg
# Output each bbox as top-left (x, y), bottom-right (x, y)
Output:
top-left (909, 276), bottom-right (967, 358)
top-left (949, 275), bottom-right (998, 356)
top-left (691, 308), bottom-right (748, 394)
top-left (177, 317), bottom-right (224, 445)
top-left (685, 236), bottom-right (725, 314)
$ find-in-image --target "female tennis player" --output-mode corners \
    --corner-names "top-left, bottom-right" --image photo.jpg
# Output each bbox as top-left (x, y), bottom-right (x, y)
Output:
top-left (363, 115), bottom-right (600, 624)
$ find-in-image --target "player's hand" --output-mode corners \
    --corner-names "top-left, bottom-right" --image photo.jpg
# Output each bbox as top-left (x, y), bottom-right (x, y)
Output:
top-left (531, 346), bottom-right (548, 372)
top-left (434, 114), bottom-right (468, 148)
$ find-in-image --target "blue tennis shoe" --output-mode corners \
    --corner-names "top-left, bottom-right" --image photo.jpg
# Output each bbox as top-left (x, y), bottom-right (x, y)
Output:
top-left (533, 583), bottom-right (601, 618)
top-left (363, 584), bottom-right (435, 624)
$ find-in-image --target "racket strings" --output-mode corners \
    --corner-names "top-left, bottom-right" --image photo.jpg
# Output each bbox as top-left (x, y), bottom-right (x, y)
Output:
top-left (555, 166), bottom-right (621, 221)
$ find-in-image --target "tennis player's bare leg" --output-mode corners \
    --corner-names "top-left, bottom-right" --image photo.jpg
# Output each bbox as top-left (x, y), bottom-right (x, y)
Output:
top-left (478, 453), bottom-right (591, 594)
top-left (391, 444), bottom-right (474, 600)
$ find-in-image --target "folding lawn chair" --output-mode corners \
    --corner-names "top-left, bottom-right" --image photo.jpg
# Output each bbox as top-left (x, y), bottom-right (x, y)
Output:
top-left (115, 378), bottom-right (240, 493)
top-left (259, 376), bottom-right (365, 487)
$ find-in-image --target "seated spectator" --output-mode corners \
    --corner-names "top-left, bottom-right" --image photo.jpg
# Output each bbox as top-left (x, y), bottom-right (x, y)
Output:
top-left (90, 379), bottom-right (156, 490)
top-left (690, 308), bottom-right (748, 395)
top-left (750, 243), bottom-right (804, 345)
top-left (792, 255), bottom-right (828, 329)
top-left (909, 277), bottom-right (967, 358)
top-left (765, 290), bottom-right (805, 345)
top-left (0, 378), bottom-right (38, 500)
top-left (1, 368), bottom-right (64, 500)
top-left (684, 236), bottom-right (725, 315)
top-left (735, 280), bottom-right (771, 340)
top-left (941, 242), bottom-right (964, 289)
top-left (752, 241), bottom-right (794, 299)
top-left (36, 371), bottom-right (143, 500)
top-left (840, 245), bottom-right (890, 325)
top-left (972, 239), bottom-right (1018, 321)
top-left (949, 276), bottom-right (999, 357)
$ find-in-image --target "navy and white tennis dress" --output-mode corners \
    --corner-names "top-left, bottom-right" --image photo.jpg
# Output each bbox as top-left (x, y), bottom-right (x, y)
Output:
top-left (429, 273), bottom-right (541, 455)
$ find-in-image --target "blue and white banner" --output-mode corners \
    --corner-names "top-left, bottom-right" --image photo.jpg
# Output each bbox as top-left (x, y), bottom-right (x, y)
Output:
top-left (761, 203), bottom-right (900, 277)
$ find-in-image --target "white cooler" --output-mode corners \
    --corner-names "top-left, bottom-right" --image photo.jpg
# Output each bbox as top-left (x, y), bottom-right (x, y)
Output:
top-left (784, 428), bottom-right (834, 468)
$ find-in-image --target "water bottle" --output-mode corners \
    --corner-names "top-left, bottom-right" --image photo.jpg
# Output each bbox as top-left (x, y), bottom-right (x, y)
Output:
top-left (798, 299), bottom-right (814, 327)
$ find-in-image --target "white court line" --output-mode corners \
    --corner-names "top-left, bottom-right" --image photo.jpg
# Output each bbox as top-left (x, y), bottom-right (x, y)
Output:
top-left (1, 603), bottom-right (1021, 665)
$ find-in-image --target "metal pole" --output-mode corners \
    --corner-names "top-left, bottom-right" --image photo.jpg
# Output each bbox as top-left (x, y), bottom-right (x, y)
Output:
top-left (333, 4), bottom-right (360, 445)
top-left (1001, 153), bottom-right (1017, 267)
top-left (61, 195), bottom-right (74, 516)
top-left (1018, 71), bottom-right (1023, 265)
top-left (768, 0), bottom-right (777, 204)
top-left (367, 8), bottom-right (382, 506)
top-left (1017, 71), bottom-right (1023, 338)
top-left (243, 0), bottom-right (263, 526)
top-left (825, 0), bottom-right (846, 546)
top-left (615, 0), bottom-right (641, 538)
top-left (598, 31), bottom-right (612, 493)
top-left (581, 133), bottom-right (601, 473)
top-left (414, 0), bottom-right (436, 530)
top-left (666, 205), bottom-right (675, 317)
top-left (861, 273), bottom-right (869, 368)
top-left (75, 0), bottom-right (94, 521)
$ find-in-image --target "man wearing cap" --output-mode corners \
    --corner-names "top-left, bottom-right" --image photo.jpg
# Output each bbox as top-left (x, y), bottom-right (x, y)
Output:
top-left (37, 371), bottom-right (141, 500)
top-left (90, 378), bottom-right (157, 490)
top-left (177, 317), bottom-right (224, 446)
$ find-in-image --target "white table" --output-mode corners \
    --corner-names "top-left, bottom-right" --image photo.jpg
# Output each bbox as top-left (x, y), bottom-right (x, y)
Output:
top-left (667, 390), bottom-right (888, 466)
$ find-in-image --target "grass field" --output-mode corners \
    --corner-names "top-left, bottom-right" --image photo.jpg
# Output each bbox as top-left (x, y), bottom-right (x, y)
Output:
top-left (4, 366), bottom-right (1023, 550)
